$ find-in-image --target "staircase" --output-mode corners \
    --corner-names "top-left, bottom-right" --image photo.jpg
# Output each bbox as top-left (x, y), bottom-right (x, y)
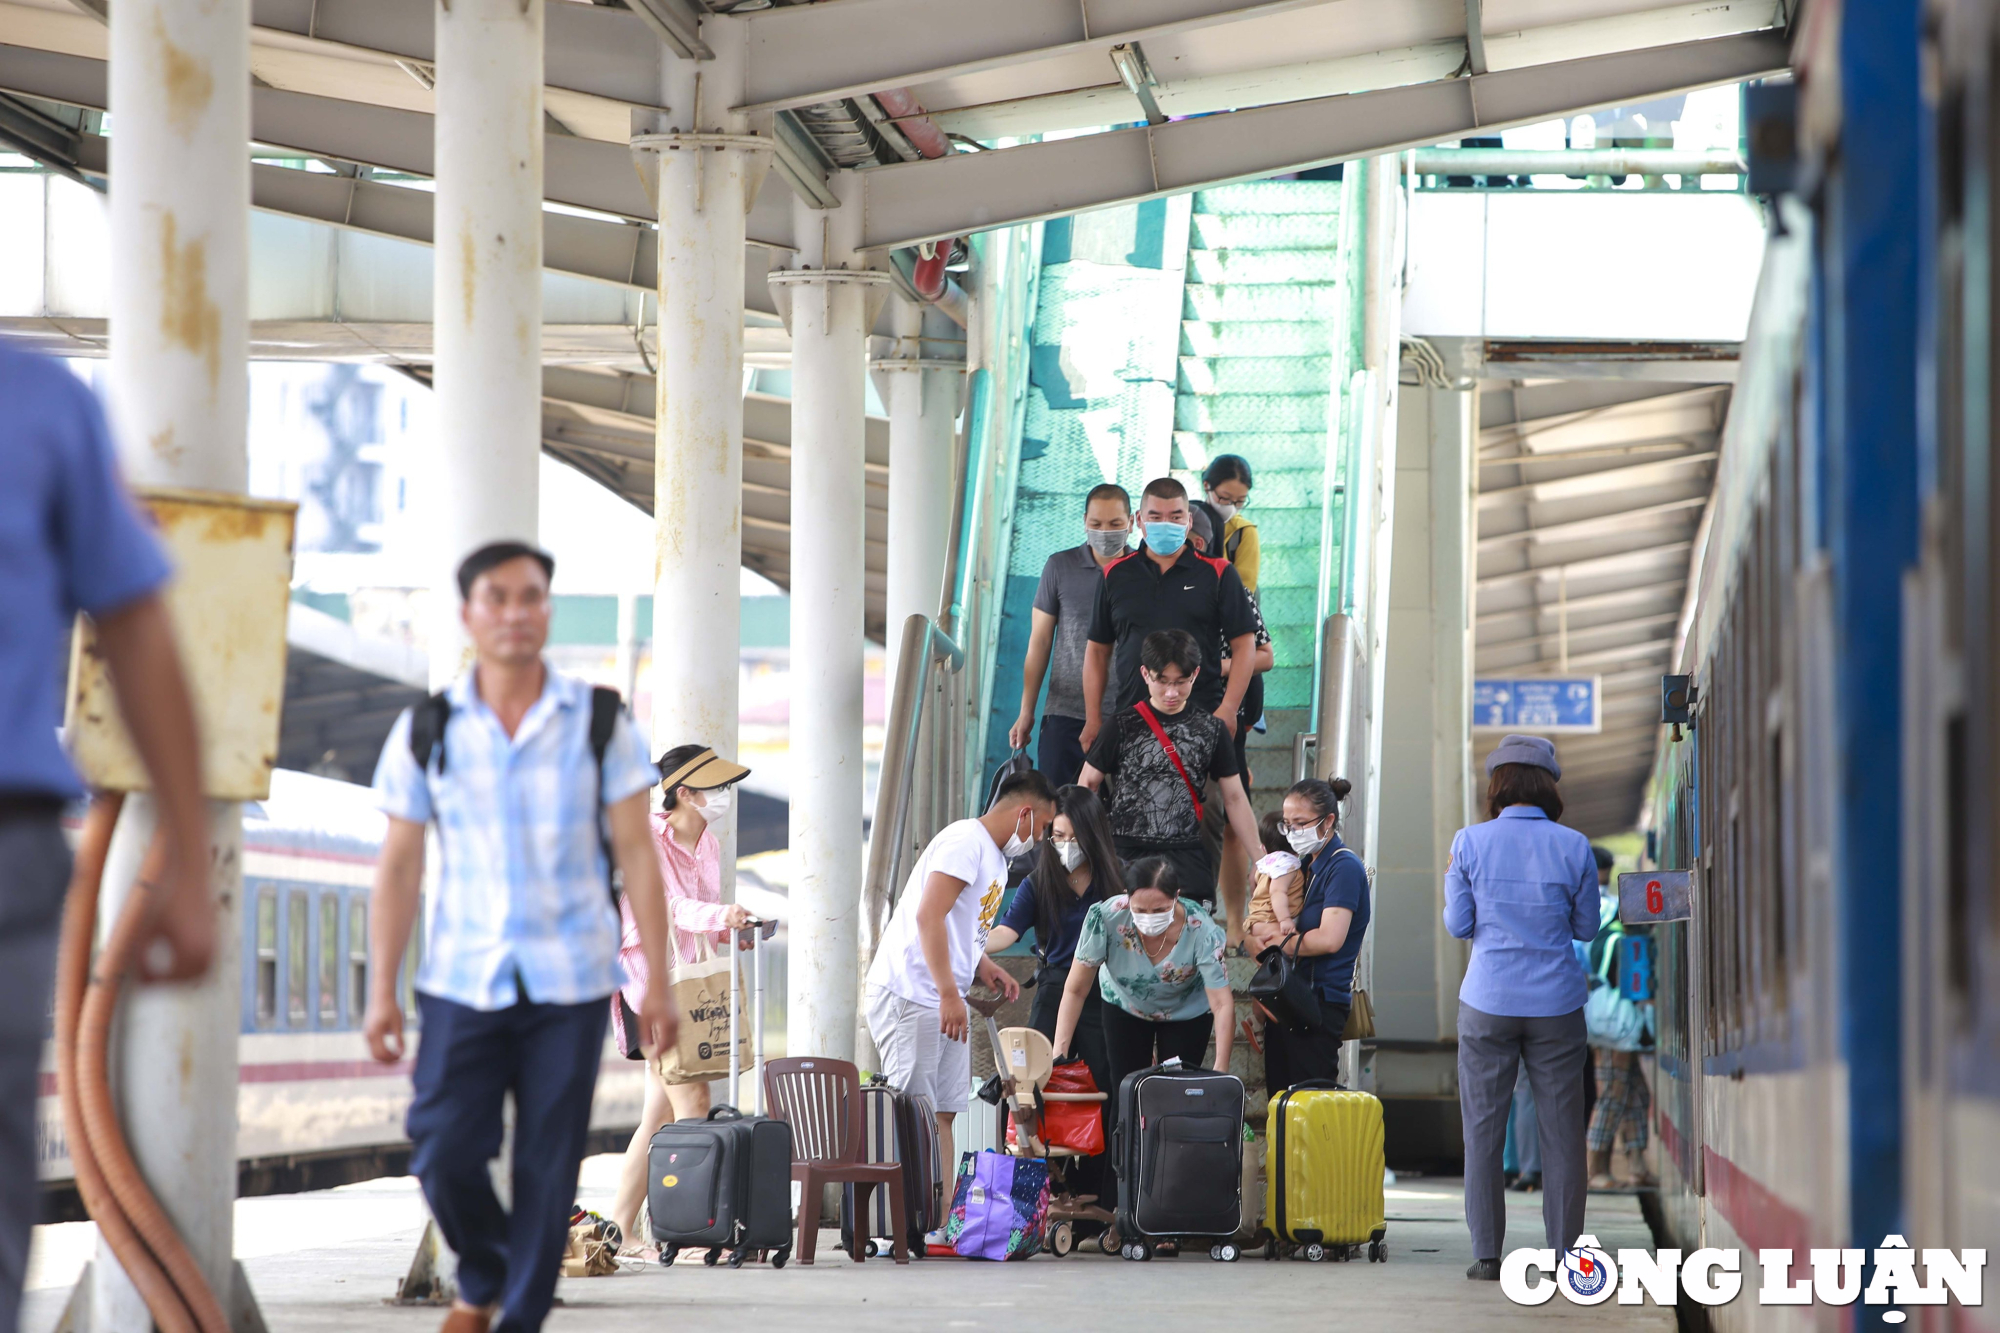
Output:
top-left (1173, 181), bottom-right (1354, 804)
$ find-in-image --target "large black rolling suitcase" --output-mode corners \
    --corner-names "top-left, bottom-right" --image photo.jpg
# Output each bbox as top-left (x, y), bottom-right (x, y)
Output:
top-left (1113, 1058), bottom-right (1246, 1262)
top-left (839, 1077), bottom-right (944, 1256)
top-left (647, 1105), bottom-right (794, 1267)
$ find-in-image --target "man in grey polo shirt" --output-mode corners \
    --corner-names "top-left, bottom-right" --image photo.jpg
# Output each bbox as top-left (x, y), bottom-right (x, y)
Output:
top-left (1008, 483), bottom-right (1132, 786)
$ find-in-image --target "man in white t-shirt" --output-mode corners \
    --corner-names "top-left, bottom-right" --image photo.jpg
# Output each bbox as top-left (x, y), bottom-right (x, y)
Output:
top-left (865, 769), bottom-right (1058, 1186)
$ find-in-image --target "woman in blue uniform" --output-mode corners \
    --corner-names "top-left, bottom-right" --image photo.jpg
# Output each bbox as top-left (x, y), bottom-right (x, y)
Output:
top-left (1444, 735), bottom-right (1600, 1281)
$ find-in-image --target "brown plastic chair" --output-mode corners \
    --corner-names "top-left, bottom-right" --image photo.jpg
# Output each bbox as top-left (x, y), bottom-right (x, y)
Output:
top-left (762, 1056), bottom-right (909, 1264)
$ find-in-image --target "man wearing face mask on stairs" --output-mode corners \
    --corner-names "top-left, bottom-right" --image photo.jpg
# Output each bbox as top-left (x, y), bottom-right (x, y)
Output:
top-left (1009, 484), bottom-right (1134, 786)
top-left (1081, 477), bottom-right (1258, 761)
top-left (865, 769), bottom-right (1060, 1195)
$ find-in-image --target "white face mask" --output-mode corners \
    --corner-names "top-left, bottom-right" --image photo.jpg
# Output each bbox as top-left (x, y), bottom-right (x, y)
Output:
top-left (1285, 820), bottom-right (1328, 858)
top-left (1131, 907), bottom-right (1176, 937)
top-left (694, 789), bottom-right (732, 824)
top-left (1056, 839), bottom-right (1085, 872)
top-left (1002, 809), bottom-right (1038, 860)
top-left (1209, 497), bottom-right (1239, 522)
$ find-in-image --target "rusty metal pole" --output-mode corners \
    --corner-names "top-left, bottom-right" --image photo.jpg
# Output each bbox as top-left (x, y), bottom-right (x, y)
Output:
top-left (635, 17), bottom-right (768, 887)
top-left (771, 175), bottom-right (888, 1064)
top-left (430, 0), bottom-right (544, 687)
top-left (95, 0), bottom-right (251, 1322)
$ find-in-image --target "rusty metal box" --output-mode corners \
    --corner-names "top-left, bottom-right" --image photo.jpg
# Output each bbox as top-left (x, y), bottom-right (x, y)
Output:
top-left (66, 488), bottom-right (297, 801)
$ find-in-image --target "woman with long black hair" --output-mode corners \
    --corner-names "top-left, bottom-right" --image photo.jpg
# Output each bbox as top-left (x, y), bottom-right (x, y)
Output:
top-left (983, 784), bottom-right (1123, 1092)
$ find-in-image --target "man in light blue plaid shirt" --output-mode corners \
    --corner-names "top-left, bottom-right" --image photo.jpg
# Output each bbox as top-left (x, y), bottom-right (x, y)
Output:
top-left (364, 541), bottom-right (679, 1333)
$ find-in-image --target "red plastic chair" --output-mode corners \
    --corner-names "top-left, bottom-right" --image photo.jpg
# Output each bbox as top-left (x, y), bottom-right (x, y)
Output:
top-left (761, 1056), bottom-right (909, 1264)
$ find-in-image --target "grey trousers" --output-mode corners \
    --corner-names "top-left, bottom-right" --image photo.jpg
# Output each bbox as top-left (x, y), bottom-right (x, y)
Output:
top-left (1458, 1001), bottom-right (1588, 1259)
top-left (1, 814), bottom-right (71, 1333)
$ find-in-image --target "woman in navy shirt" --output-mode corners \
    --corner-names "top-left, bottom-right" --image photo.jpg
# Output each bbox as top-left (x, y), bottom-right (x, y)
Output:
top-left (1443, 735), bottom-right (1600, 1281)
top-left (1251, 777), bottom-right (1370, 1091)
top-left (984, 785), bottom-right (1124, 1088)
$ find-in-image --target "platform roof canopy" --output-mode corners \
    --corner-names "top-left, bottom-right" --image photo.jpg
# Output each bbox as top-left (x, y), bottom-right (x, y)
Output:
top-left (0, 0), bottom-right (1785, 632)
top-left (1474, 373), bottom-right (1729, 838)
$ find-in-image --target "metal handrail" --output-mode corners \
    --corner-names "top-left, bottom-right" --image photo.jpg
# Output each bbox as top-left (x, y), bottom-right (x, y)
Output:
top-left (858, 613), bottom-right (965, 982)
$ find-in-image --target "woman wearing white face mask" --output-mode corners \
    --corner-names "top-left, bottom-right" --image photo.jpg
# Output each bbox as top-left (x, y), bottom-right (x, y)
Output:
top-left (1052, 857), bottom-right (1233, 1099)
top-left (606, 743), bottom-right (753, 1254)
top-left (1250, 777), bottom-right (1370, 1094)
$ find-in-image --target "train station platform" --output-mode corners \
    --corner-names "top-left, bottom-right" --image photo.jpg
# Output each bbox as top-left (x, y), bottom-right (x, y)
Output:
top-left (24, 1158), bottom-right (1669, 1333)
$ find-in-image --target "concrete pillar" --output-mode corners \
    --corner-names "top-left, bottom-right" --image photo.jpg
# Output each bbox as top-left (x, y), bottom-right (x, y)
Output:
top-left (96, 0), bottom-right (249, 1319)
top-left (429, 0), bottom-right (544, 687)
top-left (873, 299), bottom-right (963, 705)
top-left (1369, 337), bottom-right (1475, 1117)
top-left (638, 20), bottom-right (768, 882)
top-left (772, 177), bottom-right (890, 1061)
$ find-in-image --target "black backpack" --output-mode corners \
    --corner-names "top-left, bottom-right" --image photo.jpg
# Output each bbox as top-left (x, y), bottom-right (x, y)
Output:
top-left (407, 683), bottom-right (627, 905)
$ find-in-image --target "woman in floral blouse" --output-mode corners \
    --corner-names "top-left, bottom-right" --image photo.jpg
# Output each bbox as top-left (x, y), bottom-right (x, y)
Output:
top-left (1051, 857), bottom-right (1234, 1096)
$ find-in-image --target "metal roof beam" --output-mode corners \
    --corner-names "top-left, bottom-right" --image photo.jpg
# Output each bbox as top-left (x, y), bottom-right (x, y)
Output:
top-left (1476, 580), bottom-right (1686, 627)
top-left (1476, 542), bottom-right (1695, 592)
top-left (850, 29), bottom-right (1788, 251)
top-left (1478, 495), bottom-right (1708, 551)
top-left (1474, 610), bottom-right (1683, 655)
top-left (736, 0), bottom-right (1332, 114)
top-left (1477, 451), bottom-right (1717, 507)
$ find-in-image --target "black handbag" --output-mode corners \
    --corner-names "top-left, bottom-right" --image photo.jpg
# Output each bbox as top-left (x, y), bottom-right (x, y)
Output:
top-left (614, 991), bottom-right (644, 1061)
top-left (1248, 932), bottom-right (1323, 1031)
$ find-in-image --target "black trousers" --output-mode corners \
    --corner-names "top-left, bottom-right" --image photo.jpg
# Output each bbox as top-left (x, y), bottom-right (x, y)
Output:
top-left (408, 990), bottom-right (609, 1332)
top-left (1100, 1001), bottom-right (1215, 1095)
top-left (1037, 713), bottom-right (1089, 790)
top-left (1113, 838), bottom-right (1216, 909)
top-left (1263, 1003), bottom-right (1350, 1093)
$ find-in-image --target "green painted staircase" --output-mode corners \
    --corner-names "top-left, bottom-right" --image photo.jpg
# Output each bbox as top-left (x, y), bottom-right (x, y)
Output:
top-left (1173, 182), bottom-right (1353, 804)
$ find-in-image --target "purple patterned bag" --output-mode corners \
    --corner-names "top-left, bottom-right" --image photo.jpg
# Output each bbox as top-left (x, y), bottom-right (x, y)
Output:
top-left (943, 1150), bottom-right (1050, 1260)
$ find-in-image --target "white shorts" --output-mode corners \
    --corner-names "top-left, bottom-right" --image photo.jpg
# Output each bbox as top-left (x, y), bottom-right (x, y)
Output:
top-left (864, 985), bottom-right (971, 1114)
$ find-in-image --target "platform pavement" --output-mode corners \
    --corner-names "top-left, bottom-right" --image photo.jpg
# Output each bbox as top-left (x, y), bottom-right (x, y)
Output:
top-left (24, 1157), bottom-right (1671, 1333)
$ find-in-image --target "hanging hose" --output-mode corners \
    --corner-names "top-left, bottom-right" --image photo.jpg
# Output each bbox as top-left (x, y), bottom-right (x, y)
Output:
top-left (55, 793), bottom-right (230, 1333)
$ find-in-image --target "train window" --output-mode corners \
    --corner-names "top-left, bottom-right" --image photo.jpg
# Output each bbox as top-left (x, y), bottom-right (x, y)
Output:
top-left (350, 901), bottom-right (368, 1021)
top-left (255, 889), bottom-right (277, 1027)
top-left (287, 891), bottom-right (308, 1028)
top-left (318, 895), bottom-right (339, 1026)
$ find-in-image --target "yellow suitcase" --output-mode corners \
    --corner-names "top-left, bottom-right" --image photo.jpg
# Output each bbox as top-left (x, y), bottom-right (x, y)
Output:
top-left (1264, 1082), bottom-right (1388, 1261)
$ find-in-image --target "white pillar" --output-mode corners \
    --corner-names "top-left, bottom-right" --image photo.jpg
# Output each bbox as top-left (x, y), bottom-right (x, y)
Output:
top-left (98, 0), bottom-right (249, 1317)
top-left (873, 299), bottom-right (963, 706)
top-left (429, 0), bottom-right (544, 687)
top-left (639, 19), bottom-right (768, 883)
top-left (773, 177), bottom-right (889, 1062)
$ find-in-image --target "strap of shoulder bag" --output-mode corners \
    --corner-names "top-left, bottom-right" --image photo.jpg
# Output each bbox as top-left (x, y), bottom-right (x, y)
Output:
top-left (1133, 702), bottom-right (1204, 820)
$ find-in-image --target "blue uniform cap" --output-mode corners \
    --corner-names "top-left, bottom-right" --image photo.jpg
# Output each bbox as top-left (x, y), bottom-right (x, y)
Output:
top-left (1484, 733), bottom-right (1561, 779)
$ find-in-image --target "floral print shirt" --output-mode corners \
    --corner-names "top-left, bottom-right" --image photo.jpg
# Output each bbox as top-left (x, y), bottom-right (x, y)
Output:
top-left (1073, 895), bottom-right (1229, 1022)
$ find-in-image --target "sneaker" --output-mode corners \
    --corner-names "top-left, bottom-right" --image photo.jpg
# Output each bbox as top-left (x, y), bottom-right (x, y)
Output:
top-left (1509, 1172), bottom-right (1542, 1193)
top-left (924, 1228), bottom-right (952, 1249)
top-left (1467, 1258), bottom-right (1502, 1281)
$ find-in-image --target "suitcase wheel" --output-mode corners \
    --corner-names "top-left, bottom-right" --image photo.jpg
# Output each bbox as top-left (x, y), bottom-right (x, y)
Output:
top-left (863, 1240), bottom-right (879, 1258)
top-left (1263, 1239), bottom-right (1279, 1261)
top-left (772, 1244), bottom-right (790, 1270)
top-left (703, 1248), bottom-right (722, 1267)
top-left (1369, 1240), bottom-right (1387, 1263)
top-left (1303, 1243), bottom-right (1327, 1263)
top-left (660, 1245), bottom-right (679, 1267)
top-left (727, 1248), bottom-right (748, 1269)
top-left (1122, 1241), bottom-right (1152, 1262)
top-left (1208, 1243), bottom-right (1240, 1263)
top-left (1048, 1222), bottom-right (1074, 1258)
top-left (1097, 1226), bottom-right (1121, 1256)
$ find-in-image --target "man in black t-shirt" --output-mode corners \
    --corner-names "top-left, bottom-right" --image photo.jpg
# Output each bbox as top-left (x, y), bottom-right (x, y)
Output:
top-left (1079, 629), bottom-right (1264, 940)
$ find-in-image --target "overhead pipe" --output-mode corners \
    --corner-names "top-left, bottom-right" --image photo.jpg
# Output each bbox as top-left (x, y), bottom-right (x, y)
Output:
top-left (874, 87), bottom-right (969, 327)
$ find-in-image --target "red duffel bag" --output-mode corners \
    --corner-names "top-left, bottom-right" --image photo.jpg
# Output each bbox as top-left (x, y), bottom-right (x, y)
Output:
top-left (1007, 1057), bottom-right (1105, 1156)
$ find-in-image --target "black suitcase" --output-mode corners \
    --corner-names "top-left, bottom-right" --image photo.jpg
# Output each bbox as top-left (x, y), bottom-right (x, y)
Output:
top-left (646, 1106), bottom-right (795, 1267)
top-left (1113, 1059), bottom-right (1245, 1260)
top-left (839, 1077), bottom-right (943, 1255)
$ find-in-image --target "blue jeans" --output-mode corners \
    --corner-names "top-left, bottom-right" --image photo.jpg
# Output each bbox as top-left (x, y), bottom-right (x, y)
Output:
top-left (1037, 713), bottom-right (1088, 789)
top-left (408, 990), bottom-right (609, 1332)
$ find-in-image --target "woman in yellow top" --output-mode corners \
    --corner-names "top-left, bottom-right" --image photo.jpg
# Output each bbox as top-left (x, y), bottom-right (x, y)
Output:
top-left (1203, 455), bottom-right (1259, 592)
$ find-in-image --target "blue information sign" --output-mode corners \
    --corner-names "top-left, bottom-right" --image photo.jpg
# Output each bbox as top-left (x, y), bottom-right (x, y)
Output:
top-left (1471, 676), bottom-right (1602, 733)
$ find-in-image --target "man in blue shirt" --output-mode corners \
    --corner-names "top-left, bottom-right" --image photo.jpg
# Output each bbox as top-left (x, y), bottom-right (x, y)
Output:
top-left (365, 542), bottom-right (679, 1333)
top-left (0, 347), bottom-right (215, 1333)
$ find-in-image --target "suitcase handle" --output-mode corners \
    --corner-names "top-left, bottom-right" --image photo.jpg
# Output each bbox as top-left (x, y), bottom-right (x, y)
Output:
top-left (1285, 1079), bottom-right (1348, 1093)
top-left (707, 1105), bottom-right (747, 1122)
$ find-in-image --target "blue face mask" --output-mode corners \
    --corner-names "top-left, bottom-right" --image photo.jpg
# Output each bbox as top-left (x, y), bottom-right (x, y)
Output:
top-left (1144, 522), bottom-right (1189, 555)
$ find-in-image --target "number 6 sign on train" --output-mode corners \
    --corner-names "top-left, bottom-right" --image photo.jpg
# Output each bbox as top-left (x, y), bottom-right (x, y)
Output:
top-left (1616, 870), bottom-right (1691, 924)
